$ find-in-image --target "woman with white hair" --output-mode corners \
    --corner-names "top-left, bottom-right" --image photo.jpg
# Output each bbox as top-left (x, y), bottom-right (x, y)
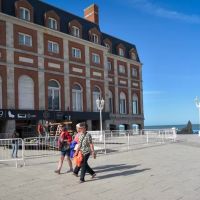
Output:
top-left (73, 122), bottom-right (96, 183)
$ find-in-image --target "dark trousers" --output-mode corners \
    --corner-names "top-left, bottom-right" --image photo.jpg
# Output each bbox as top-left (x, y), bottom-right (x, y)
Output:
top-left (74, 153), bottom-right (95, 181)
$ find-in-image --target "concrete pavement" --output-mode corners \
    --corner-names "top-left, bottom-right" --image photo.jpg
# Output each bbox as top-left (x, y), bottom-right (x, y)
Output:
top-left (1, 135), bottom-right (200, 200)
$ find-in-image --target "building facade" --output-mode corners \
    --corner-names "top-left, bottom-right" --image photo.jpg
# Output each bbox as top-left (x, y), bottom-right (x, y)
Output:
top-left (0, 0), bottom-right (144, 137)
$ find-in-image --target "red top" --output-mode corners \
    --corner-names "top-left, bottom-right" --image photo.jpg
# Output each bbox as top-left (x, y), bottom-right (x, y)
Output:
top-left (60, 131), bottom-right (72, 143)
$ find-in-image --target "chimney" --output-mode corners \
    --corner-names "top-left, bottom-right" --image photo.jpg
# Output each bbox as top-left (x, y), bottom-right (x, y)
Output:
top-left (84, 4), bottom-right (99, 25)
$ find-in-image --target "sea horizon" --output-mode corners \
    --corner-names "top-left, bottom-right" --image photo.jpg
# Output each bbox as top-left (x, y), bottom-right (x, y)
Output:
top-left (144, 124), bottom-right (199, 132)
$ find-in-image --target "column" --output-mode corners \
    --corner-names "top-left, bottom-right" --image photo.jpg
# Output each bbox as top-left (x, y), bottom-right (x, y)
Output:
top-left (103, 51), bottom-right (109, 112)
top-left (114, 59), bottom-right (119, 113)
top-left (127, 63), bottom-right (132, 114)
top-left (37, 30), bottom-right (45, 110)
top-left (63, 39), bottom-right (70, 110)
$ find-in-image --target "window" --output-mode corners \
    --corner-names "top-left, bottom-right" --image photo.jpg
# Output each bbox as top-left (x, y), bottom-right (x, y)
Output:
top-left (19, 7), bottom-right (30, 21)
top-left (119, 65), bottom-right (125, 74)
top-left (108, 90), bottom-right (113, 113)
top-left (72, 84), bottom-right (83, 111)
top-left (48, 80), bottom-right (60, 110)
top-left (19, 33), bottom-right (32, 47)
top-left (119, 48), bottom-right (124, 56)
top-left (72, 26), bottom-right (80, 37)
top-left (107, 61), bottom-right (112, 71)
top-left (47, 17), bottom-right (57, 30)
top-left (119, 92), bottom-right (126, 114)
top-left (0, 76), bottom-right (2, 109)
top-left (92, 34), bottom-right (98, 44)
top-left (93, 87), bottom-right (101, 112)
top-left (72, 47), bottom-right (81, 58)
top-left (18, 75), bottom-right (34, 109)
top-left (48, 41), bottom-right (59, 53)
top-left (131, 52), bottom-right (136, 60)
top-left (132, 68), bottom-right (138, 77)
top-left (92, 53), bottom-right (100, 64)
top-left (132, 94), bottom-right (138, 114)
top-left (105, 43), bottom-right (110, 52)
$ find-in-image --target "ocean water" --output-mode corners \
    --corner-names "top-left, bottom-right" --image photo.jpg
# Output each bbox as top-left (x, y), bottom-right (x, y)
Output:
top-left (144, 124), bottom-right (199, 132)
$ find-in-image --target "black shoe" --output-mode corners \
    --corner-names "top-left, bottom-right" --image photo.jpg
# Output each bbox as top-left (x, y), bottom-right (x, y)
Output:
top-left (73, 173), bottom-right (78, 177)
top-left (91, 173), bottom-right (97, 179)
top-left (54, 170), bottom-right (60, 174)
top-left (79, 179), bottom-right (85, 183)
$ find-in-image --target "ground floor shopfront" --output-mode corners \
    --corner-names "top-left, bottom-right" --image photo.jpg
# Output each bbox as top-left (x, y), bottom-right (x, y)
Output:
top-left (0, 109), bottom-right (144, 138)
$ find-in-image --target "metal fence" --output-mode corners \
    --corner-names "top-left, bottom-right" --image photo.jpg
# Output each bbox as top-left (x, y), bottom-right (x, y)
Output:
top-left (0, 128), bottom-right (177, 167)
top-left (0, 138), bottom-right (24, 167)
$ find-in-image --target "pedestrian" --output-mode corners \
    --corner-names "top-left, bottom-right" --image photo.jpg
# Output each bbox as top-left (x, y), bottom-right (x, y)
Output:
top-left (55, 124), bottom-right (73, 174)
top-left (73, 122), bottom-right (96, 183)
top-left (37, 122), bottom-right (44, 137)
top-left (11, 130), bottom-right (19, 158)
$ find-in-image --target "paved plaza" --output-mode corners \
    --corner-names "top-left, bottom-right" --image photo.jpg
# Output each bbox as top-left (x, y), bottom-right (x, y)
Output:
top-left (1, 135), bottom-right (200, 200)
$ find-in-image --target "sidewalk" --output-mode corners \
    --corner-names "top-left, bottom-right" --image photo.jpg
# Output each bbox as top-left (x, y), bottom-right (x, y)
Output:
top-left (1, 135), bottom-right (200, 200)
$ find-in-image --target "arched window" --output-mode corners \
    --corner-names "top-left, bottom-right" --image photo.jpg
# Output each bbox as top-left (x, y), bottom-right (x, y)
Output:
top-left (18, 75), bottom-right (34, 109)
top-left (48, 80), bottom-right (60, 110)
top-left (119, 92), bottom-right (126, 114)
top-left (108, 90), bottom-right (113, 113)
top-left (132, 94), bottom-right (139, 114)
top-left (0, 76), bottom-right (2, 109)
top-left (72, 84), bottom-right (83, 111)
top-left (93, 86), bottom-right (101, 112)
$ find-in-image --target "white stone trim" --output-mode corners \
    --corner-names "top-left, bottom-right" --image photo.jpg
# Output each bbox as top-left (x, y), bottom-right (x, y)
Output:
top-left (48, 62), bottom-right (60, 69)
top-left (19, 56), bottom-right (34, 64)
top-left (72, 67), bottom-right (83, 73)
top-left (93, 71), bottom-right (101, 77)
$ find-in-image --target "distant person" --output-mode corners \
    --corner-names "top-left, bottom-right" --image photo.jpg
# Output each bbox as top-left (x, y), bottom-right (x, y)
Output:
top-left (73, 122), bottom-right (96, 183)
top-left (37, 122), bottom-right (44, 137)
top-left (55, 125), bottom-right (73, 174)
top-left (11, 130), bottom-right (19, 158)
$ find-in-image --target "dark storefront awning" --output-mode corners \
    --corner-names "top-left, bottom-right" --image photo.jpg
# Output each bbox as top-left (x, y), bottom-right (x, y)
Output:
top-left (0, 109), bottom-right (110, 121)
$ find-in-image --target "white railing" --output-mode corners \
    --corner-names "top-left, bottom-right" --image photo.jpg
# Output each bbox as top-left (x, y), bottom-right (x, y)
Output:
top-left (0, 138), bottom-right (24, 167)
top-left (0, 128), bottom-right (177, 167)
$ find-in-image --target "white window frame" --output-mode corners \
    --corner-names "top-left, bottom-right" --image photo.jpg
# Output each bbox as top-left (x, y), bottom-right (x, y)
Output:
top-left (72, 26), bottom-right (80, 37)
top-left (132, 94), bottom-right (139, 114)
top-left (107, 61), bottom-right (112, 71)
top-left (19, 7), bottom-right (30, 21)
top-left (132, 68), bottom-right (138, 77)
top-left (0, 76), bottom-right (2, 109)
top-left (47, 17), bottom-right (58, 30)
top-left (108, 90), bottom-right (113, 113)
top-left (119, 65), bottom-right (125, 74)
top-left (92, 33), bottom-right (99, 44)
top-left (119, 48), bottom-right (124, 56)
top-left (92, 53), bottom-right (100, 64)
top-left (72, 47), bottom-right (81, 59)
top-left (19, 33), bottom-right (32, 47)
top-left (48, 80), bottom-right (61, 111)
top-left (119, 92), bottom-right (126, 114)
top-left (48, 41), bottom-right (59, 54)
top-left (72, 84), bottom-right (83, 111)
top-left (105, 43), bottom-right (110, 52)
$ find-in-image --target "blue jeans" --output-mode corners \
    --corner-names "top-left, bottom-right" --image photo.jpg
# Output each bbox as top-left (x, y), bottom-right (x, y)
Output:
top-left (11, 142), bottom-right (18, 158)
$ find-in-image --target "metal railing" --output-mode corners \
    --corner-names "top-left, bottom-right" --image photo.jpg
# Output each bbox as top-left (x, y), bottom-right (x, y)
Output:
top-left (0, 128), bottom-right (177, 167)
top-left (0, 138), bottom-right (24, 167)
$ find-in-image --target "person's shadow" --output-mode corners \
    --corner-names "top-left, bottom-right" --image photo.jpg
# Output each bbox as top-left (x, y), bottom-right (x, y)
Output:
top-left (92, 164), bottom-right (151, 180)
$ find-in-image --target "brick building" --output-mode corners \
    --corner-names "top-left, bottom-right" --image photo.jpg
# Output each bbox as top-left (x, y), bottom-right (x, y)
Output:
top-left (0, 0), bottom-right (144, 137)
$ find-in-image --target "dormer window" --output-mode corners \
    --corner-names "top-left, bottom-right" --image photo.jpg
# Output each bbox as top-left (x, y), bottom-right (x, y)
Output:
top-left (105, 43), bottom-right (111, 52)
top-left (47, 17), bottom-right (58, 30)
top-left (72, 26), bottom-right (80, 37)
top-left (119, 48), bottom-right (124, 56)
top-left (19, 7), bottom-right (30, 21)
top-left (92, 34), bottom-right (99, 44)
top-left (131, 52), bottom-right (136, 60)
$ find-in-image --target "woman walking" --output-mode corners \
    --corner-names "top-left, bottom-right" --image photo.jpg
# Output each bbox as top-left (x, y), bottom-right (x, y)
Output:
top-left (73, 122), bottom-right (96, 183)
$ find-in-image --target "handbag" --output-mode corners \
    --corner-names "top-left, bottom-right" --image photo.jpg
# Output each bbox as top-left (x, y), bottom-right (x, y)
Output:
top-left (73, 150), bottom-right (83, 167)
top-left (73, 134), bottom-right (86, 166)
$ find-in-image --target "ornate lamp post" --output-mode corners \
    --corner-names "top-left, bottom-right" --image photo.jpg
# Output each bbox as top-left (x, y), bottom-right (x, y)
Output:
top-left (96, 97), bottom-right (104, 141)
top-left (195, 96), bottom-right (200, 136)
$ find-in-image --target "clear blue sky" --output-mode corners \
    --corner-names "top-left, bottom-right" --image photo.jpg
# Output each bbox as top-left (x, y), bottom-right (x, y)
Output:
top-left (42, 0), bottom-right (200, 126)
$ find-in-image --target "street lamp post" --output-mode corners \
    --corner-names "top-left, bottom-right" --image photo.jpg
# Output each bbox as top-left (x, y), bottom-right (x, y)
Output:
top-left (195, 96), bottom-right (200, 136)
top-left (96, 97), bottom-right (104, 142)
